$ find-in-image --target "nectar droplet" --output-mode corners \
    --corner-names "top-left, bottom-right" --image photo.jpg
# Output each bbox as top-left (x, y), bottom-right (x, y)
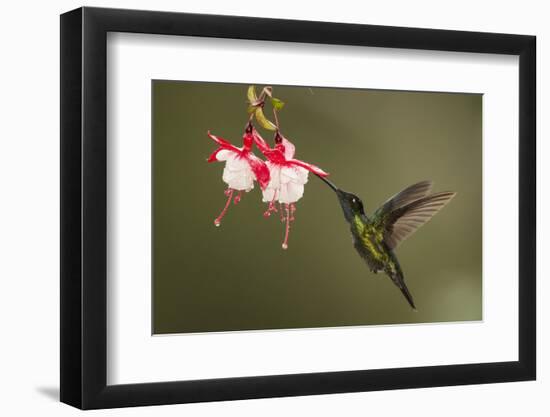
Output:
top-left (282, 243), bottom-right (288, 250)
top-left (214, 220), bottom-right (221, 227)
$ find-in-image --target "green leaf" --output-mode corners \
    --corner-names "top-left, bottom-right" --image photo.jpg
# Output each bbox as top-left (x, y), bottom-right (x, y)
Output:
top-left (255, 107), bottom-right (277, 131)
top-left (271, 97), bottom-right (285, 111)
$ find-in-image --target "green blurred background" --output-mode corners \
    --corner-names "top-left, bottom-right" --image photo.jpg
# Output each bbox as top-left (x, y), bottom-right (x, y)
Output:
top-left (152, 80), bottom-right (482, 334)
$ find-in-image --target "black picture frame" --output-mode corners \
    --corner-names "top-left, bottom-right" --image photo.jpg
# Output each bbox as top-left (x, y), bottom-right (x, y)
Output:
top-left (60, 6), bottom-right (536, 410)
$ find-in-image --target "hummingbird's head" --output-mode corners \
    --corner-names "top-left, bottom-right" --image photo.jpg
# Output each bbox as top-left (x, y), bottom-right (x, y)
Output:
top-left (335, 190), bottom-right (365, 223)
top-left (315, 174), bottom-right (365, 223)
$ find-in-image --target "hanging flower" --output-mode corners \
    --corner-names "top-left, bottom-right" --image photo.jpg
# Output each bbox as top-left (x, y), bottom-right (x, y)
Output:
top-left (254, 132), bottom-right (329, 249)
top-left (207, 123), bottom-right (270, 226)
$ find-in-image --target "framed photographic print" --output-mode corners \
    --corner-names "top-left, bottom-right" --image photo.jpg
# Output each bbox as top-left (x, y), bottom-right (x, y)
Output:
top-left (60, 6), bottom-right (536, 409)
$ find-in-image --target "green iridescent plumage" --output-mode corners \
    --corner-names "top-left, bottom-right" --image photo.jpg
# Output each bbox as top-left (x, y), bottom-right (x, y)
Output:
top-left (318, 177), bottom-right (456, 310)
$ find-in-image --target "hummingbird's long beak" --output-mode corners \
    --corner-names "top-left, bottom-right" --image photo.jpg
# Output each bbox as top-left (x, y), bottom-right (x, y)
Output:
top-left (315, 174), bottom-right (339, 193)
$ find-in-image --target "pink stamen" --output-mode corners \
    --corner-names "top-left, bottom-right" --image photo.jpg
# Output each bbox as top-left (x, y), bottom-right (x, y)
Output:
top-left (263, 201), bottom-right (277, 217)
top-left (214, 189), bottom-right (234, 227)
top-left (234, 191), bottom-right (242, 205)
top-left (282, 203), bottom-right (292, 250)
top-left (263, 192), bottom-right (278, 218)
top-left (289, 203), bottom-right (296, 221)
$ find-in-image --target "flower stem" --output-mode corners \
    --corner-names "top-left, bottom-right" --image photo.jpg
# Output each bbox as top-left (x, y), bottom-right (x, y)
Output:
top-left (273, 108), bottom-right (280, 130)
top-left (247, 89), bottom-right (268, 123)
top-left (214, 189), bottom-right (234, 227)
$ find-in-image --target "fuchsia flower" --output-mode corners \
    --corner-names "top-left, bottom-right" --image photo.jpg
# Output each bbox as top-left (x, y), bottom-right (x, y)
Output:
top-left (207, 123), bottom-right (270, 226)
top-left (254, 131), bottom-right (329, 249)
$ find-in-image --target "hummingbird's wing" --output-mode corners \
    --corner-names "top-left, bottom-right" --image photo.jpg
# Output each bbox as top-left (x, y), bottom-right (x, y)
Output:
top-left (374, 180), bottom-right (434, 216)
top-left (374, 191), bottom-right (456, 250)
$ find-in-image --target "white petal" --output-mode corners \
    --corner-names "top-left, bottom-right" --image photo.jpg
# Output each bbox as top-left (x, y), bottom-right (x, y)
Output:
top-left (279, 180), bottom-right (305, 203)
top-left (225, 154), bottom-right (249, 171)
top-left (228, 174), bottom-right (254, 191)
top-left (295, 166), bottom-right (309, 183)
top-left (222, 163), bottom-right (255, 191)
top-left (286, 180), bottom-right (305, 202)
top-left (280, 166), bottom-right (299, 183)
top-left (266, 163), bottom-right (281, 189)
top-left (278, 183), bottom-right (289, 203)
top-left (215, 149), bottom-right (234, 161)
top-left (262, 188), bottom-right (276, 202)
top-left (281, 166), bottom-right (309, 185)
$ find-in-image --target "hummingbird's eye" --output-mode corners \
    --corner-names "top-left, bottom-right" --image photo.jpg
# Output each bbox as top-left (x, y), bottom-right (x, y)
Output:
top-left (352, 198), bottom-right (356, 203)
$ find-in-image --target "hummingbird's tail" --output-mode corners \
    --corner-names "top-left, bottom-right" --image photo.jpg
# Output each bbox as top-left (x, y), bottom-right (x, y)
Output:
top-left (389, 267), bottom-right (417, 311)
top-left (397, 280), bottom-right (417, 311)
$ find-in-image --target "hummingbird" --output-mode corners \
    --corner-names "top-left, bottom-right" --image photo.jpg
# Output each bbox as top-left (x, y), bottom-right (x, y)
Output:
top-left (317, 176), bottom-right (456, 310)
